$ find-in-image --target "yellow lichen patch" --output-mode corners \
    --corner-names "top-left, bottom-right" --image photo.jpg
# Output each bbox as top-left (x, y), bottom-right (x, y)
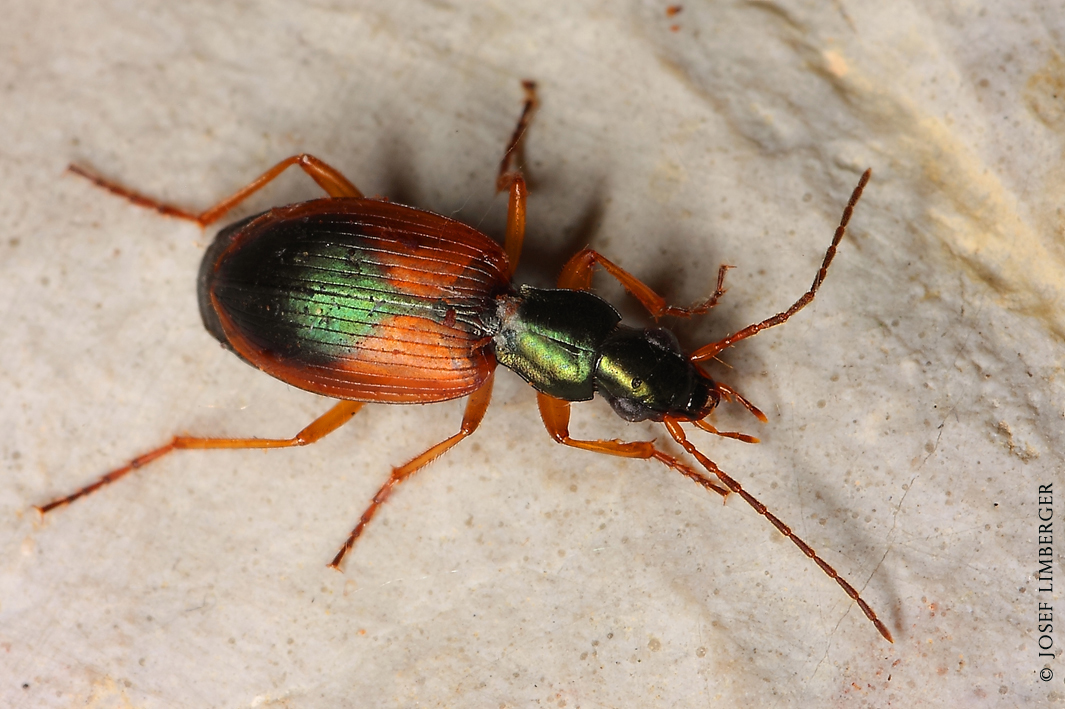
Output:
top-left (822, 49), bottom-right (850, 78)
top-left (1024, 50), bottom-right (1065, 130)
top-left (907, 114), bottom-right (1065, 336)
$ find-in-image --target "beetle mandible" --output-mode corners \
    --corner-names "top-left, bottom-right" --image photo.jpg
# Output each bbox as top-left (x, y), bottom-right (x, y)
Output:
top-left (38, 81), bottom-right (890, 642)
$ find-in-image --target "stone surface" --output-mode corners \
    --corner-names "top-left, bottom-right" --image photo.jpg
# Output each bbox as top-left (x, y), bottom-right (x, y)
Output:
top-left (1, 1), bottom-right (1062, 706)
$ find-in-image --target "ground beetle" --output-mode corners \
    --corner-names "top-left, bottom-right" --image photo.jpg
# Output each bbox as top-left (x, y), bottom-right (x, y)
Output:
top-left (38, 81), bottom-right (890, 642)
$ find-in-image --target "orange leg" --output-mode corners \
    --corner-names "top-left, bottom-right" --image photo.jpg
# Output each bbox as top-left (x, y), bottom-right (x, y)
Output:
top-left (68, 153), bottom-right (364, 227)
top-left (329, 371), bottom-right (497, 569)
top-left (715, 383), bottom-right (768, 423)
top-left (536, 393), bottom-right (729, 497)
top-left (496, 80), bottom-right (537, 277)
top-left (691, 419), bottom-right (759, 444)
top-left (496, 79), bottom-right (538, 191)
top-left (691, 381), bottom-right (766, 442)
top-left (36, 401), bottom-right (365, 514)
top-left (501, 176), bottom-right (527, 279)
top-left (558, 248), bottom-right (732, 320)
top-left (662, 417), bottom-right (893, 643)
top-left (690, 169), bottom-right (871, 363)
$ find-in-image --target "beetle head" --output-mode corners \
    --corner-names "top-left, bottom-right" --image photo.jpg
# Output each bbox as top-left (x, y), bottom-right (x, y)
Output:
top-left (594, 326), bottom-right (720, 422)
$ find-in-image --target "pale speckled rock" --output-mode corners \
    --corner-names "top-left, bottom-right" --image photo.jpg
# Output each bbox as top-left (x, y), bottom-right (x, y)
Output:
top-left (1, 1), bottom-right (1060, 706)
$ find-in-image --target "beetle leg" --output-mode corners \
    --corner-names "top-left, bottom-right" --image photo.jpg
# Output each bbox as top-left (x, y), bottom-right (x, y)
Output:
top-left (691, 419), bottom-right (759, 444)
top-left (663, 417), bottom-right (894, 643)
top-left (558, 249), bottom-right (732, 320)
top-left (496, 79), bottom-right (538, 192)
top-left (67, 164), bottom-right (201, 222)
top-left (195, 154), bottom-right (363, 224)
top-left (714, 382), bottom-right (768, 423)
top-left (35, 401), bottom-right (365, 514)
top-left (535, 393), bottom-right (729, 497)
top-left (690, 169), bottom-right (871, 363)
top-left (68, 154), bottom-right (364, 228)
top-left (329, 371), bottom-right (496, 570)
top-left (496, 174), bottom-right (526, 279)
top-left (496, 80), bottom-right (537, 277)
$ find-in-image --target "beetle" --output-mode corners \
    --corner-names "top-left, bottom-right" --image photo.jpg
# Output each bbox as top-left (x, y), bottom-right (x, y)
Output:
top-left (38, 81), bottom-right (890, 642)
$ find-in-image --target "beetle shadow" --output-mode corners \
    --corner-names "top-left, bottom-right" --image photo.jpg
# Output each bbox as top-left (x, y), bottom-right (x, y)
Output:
top-left (516, 177), bottom-right (609, 290)
top-left (349, 111), bottom-right (760, 363)
top-left (368, 131), bottom-right (422, 208)
top-left (601, 219), bottom-right (745, 349)
top-left (375, 125), bottom-right (613, 296)
top-left (761, 434), bottom-right (901, 640)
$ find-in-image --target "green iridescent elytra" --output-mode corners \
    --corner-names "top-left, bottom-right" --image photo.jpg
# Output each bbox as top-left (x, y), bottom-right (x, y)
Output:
top-left (198, 198), bottom-right (509, 403)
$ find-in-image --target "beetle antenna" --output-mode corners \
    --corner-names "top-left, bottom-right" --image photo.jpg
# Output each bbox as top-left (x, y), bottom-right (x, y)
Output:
top-left (690, 169), bottom-right (871, 363)
top-left (663, 417), bottom-right (893, 643)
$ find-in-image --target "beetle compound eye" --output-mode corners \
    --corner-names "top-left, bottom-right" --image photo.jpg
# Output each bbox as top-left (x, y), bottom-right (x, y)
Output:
top-left (631, 377), bottom-right (643, 390)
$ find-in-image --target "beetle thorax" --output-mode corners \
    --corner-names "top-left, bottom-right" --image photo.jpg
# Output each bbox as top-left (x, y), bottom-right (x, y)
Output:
top-left (493, 286), bottom-right (622, 401)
